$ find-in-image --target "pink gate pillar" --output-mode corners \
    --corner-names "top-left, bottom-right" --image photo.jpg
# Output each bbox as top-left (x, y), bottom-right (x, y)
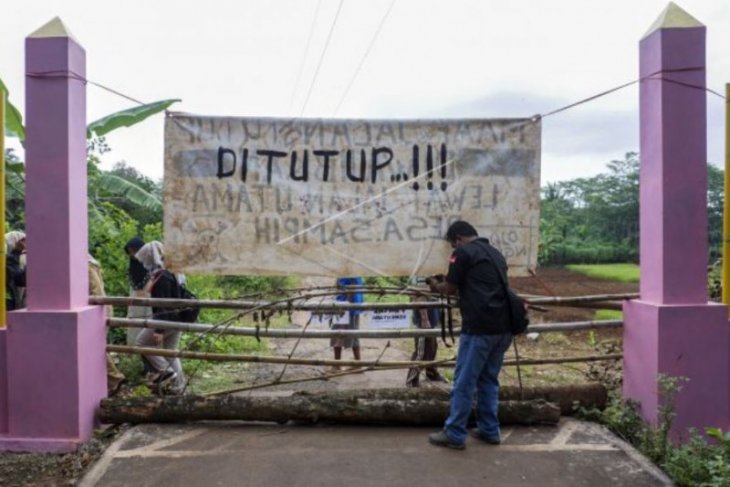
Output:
top-left (624, 3), bottom-right (730, 437)
top-left (0, 18), bottom-right (107, 453)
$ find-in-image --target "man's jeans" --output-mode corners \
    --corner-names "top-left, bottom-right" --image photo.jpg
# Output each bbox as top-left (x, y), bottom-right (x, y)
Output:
top-left (444, 332), bottom-right (513, 445)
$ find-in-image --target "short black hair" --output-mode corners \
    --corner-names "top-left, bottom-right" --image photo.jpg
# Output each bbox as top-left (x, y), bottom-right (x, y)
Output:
top-left (445, 221), bottom-right (478, 242)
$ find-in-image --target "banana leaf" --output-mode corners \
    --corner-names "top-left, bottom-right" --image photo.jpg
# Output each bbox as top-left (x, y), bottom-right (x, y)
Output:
top-left (0, 78), bottom-right (25, 141)
top-left (87, 99), bottom-right (180, 138)
top-left (96, 173), bottom-right (162, 210)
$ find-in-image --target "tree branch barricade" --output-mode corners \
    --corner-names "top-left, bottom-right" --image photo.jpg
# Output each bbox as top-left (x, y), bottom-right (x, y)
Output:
top-left (96, 290), bottom-right (629, 381)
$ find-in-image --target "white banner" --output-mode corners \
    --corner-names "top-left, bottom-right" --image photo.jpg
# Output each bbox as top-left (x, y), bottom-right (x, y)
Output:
top-left (364, 309), bottom-right (413, 330)
top-left (164, 115), bottom-right (541, 276)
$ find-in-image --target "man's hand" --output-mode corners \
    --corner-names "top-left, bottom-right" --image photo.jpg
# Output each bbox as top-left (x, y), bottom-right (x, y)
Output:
top-left (426, 275), bottom-right (457, 295)
top-left (425, 274), bottom-right (445, 291)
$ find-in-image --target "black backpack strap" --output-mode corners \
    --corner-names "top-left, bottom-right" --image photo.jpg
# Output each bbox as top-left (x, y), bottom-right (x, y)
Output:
top-left (445, 294), bottom-right (454, 347)
top-left (473, 240), bottom-right (515, 332)
top-left (474, 240), bottom-right (510, 296)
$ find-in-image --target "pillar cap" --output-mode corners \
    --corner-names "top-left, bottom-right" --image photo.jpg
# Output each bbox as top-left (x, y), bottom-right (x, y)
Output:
top-left (28, 17), bottom-right (80, 43)
top-left (642, 2), bottom-right (703, 39)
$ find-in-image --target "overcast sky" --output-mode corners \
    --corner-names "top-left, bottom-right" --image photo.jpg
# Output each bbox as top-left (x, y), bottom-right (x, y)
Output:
top-left (2, 0), bottom-right (728, 184)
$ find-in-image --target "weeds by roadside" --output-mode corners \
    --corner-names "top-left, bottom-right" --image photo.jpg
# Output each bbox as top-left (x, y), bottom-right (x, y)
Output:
top-left (579, 375), bottom-right (730, 486)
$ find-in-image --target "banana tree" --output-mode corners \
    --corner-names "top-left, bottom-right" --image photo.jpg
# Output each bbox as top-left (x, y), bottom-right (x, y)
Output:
top-left (2, 76), bottom-right (179, 218)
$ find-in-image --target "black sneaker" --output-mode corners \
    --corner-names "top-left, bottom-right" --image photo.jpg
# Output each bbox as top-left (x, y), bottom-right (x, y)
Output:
top-left (428, 431), bottom-right (465, 450)
top-left (153, 370), bottom-right (177, 386)
top-left (469, 428), bottom-right (501, 445)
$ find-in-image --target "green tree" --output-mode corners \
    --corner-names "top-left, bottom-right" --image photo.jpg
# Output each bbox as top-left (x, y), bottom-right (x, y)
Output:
top-left (539, 152), bottom-right (723, 266)
top-left (2, 78), bottom-right (177, 295)
top-left (707, 164), bottom-right (723, 263)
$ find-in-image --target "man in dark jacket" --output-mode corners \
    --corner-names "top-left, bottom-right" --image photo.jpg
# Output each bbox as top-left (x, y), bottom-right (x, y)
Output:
top-left (426, 221), bottom-right (512, 450)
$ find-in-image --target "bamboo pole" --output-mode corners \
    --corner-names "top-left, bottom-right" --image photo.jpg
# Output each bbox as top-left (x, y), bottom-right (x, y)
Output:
top-left (91, 296), bottom-right (445, 311)
top-left (92, 292), bottom-right (638, 311)
top-left (722, 83), bottom-right (730, 310)
top-left (527, 293), bottom-right (637, 305)
top-left (107, 317), bottom-right (623, 337)
top-left (107, 344), bottom-right (622, 368)
top-left (0, 87), bottom-right (5, 328)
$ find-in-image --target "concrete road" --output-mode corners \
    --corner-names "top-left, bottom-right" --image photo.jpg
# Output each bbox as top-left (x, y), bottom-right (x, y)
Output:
top-left (81, 418), bottom-right (671, 486)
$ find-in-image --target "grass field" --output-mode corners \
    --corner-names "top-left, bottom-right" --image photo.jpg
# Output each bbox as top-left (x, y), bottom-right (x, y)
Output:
top-left (594, 309), bottom-right (623, 320)
top-left (566, 263), bottom-right (639, 283)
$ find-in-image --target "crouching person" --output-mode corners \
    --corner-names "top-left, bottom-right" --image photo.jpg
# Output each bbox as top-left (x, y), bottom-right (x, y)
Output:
top-left (134, 241), bottom-right (187, 395)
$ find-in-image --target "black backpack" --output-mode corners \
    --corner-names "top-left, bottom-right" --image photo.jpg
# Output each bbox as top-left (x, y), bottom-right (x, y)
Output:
top-left (176, 283), bottom-right (200, 323)
top-left (476, 241), bottom-right (529, 335)
top-left (154, 270), bottom-right (200, 323)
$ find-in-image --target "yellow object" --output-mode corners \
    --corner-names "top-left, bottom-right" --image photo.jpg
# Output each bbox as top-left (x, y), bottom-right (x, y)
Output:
top-left (0, 87), bottom-right (6, 327)
top-left (722, 83), bottom-right (730, 304)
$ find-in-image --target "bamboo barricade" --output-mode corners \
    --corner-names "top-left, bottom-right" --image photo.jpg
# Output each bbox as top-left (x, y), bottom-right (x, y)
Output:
top-left (102, 291), bottom-right (629, 373)
top-left (107, 344), bottom-right (622, 368)
top-left (107, 317), bottom-right (623, 338)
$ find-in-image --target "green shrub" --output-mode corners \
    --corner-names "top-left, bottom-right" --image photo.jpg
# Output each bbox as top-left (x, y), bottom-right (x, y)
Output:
top-left (567, 263), bottom-right (640, 283)
top-left (664, 431), bottom-right (730, 487)
top-left (540, 242), bottom-right (637, 265)
top-left (580, 375), bottom-right (730, 486)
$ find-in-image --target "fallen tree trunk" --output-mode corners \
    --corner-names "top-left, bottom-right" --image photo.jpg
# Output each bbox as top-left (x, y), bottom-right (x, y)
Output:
top-left (499, 383), bottom-right (608, 414)
top-left (292, 383), bottom-right (607, 415)
top-left (100, 394), bottom-right (559, 426)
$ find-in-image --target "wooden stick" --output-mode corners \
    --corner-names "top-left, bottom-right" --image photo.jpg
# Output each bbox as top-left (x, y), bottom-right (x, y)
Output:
top-left (92, 296), bottom-right (446, 311)
top-left (527, 293), bottom-right (638, 305)
top-left (108, 344), bottom-right (621, 367)
top-left (91, 292), bottom-right (638, 311)
top-left (107, 317), bottom-right (623, 338)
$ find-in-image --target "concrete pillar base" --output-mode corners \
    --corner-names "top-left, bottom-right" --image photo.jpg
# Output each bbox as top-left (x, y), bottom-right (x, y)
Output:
top-left (0, 306), bottom-right (106, 452)
top-left (623, 300), bottom-right (730, 437)
top-left (0, 436), bottom-right (87, 454)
